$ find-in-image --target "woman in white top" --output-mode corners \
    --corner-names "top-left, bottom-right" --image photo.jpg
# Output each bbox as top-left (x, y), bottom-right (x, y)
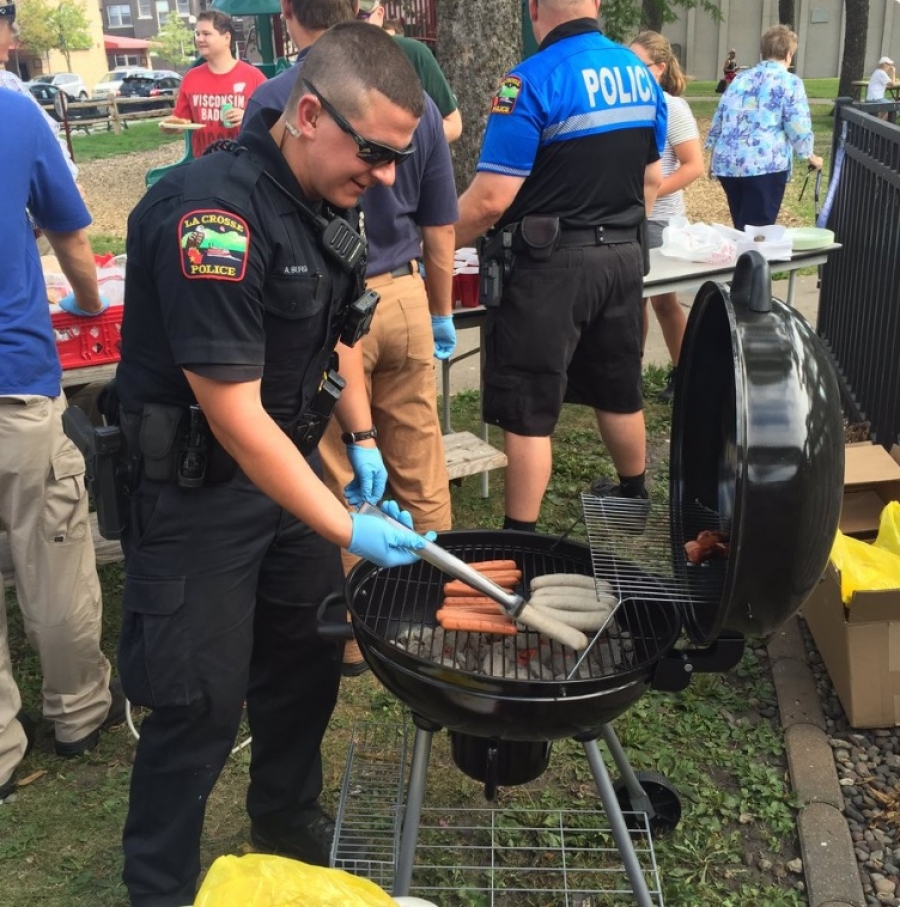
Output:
top-left (630, 31), bottom-right (704, 401)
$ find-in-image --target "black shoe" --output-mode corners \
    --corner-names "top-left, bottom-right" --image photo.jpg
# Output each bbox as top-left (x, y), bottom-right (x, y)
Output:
top-left (0, 712), bottom-right (37, 803)
top-left (55, 678), bottom-right (127, 758)
top-left (250, 804), bottom-right (336, 866)
top-left (587, 479), bottom-right (651, 532)
top-left (657, 369), bottom-right (676, 403)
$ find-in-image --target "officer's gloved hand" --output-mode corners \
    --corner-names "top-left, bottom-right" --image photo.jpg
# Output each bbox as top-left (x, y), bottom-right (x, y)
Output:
top-left (379, 498), bottom-right (437, 542)
top-left (59, 292), bottom-right (111, 317)
top-left (344, 444), bottom-right (388, 507)
top-left (431, 315), bottom-right (457, 360)
top-left (348, 512), bottom-right (427, 568)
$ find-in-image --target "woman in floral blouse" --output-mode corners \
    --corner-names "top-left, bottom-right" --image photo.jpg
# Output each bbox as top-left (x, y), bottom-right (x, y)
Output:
top-left (706, 25), bottom-right (823, 230)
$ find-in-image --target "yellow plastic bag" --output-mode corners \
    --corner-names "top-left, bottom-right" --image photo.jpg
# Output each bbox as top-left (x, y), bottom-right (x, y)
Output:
top-left (193, 854), bottom-right (398, 907)
top-left (830, 506), bottom-right (900, 604)
top-left (875, 500), bottom-right (900, 557)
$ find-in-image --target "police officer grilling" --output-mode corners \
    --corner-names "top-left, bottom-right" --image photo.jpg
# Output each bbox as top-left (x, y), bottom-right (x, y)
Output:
top-left (455, 0), bottom-right (666, 532)
top-left (112, 24), bottom-right (426, 906)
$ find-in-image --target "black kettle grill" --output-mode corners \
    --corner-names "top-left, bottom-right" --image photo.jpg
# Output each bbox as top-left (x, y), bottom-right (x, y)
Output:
top-left (321, 252), bottom-right (845, 905)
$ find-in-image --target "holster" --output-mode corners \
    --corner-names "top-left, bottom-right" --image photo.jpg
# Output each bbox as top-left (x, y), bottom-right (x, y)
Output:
top-left (476, 228), bottom-right (516, 308)
top-left (287, 367), bottom-right (346, 455)
top-left (518, 215), bottom-right (560, 262)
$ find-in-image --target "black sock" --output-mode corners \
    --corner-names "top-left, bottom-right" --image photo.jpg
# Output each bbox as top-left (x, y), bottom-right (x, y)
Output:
top-left (617, 472), bottom-right (648, 499)
top-left (503, 516), bottom-right (537, 532)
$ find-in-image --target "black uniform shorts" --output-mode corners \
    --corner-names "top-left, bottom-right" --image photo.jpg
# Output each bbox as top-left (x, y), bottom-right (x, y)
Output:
top-left (482, 241), bottom-right (644, 437)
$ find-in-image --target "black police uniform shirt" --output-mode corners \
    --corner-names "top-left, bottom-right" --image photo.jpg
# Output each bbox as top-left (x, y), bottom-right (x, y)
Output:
top-left (478, 18), bottom-right (668, 231)
top-left (116, 108), bottom-right (360, 424)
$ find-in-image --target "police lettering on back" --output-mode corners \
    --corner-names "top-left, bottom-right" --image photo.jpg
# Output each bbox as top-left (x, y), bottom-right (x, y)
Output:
top-left (582, 64), bottom-right (655, 107)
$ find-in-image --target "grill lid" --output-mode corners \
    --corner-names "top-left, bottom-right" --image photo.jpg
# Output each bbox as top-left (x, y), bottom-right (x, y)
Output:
top-left (666, 250), bottom-right (844, 644)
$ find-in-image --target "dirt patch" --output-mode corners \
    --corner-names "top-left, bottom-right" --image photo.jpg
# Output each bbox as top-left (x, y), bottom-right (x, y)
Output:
top-left (79, 141), bottom-right (184, 237)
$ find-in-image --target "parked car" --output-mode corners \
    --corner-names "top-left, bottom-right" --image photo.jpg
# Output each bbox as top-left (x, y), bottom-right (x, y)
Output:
top-left (27, 72), bottom-right (88, 101)
top-left (27, 82), bottom-right (98, 122)
top-left (116, 71), bottom-right (182, 113)
top-left (92, 66), bottom-right (150, 100)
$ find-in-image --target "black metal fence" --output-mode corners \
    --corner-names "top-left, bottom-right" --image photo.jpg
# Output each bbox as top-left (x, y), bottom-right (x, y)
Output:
top-left (817, 98), bottom-right (900, 447)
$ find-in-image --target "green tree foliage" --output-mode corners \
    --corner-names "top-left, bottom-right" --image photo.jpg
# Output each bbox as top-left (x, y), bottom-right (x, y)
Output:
top-left (17, 0), bottom-right (93, 71)
top-left (151, 16), bottom-right (196, 67)
top-left (602, 0), bottom-right (722, 43)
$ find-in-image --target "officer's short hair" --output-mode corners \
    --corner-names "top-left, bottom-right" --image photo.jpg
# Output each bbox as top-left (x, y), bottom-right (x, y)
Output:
top-left (285, 21), bottom-right (423, 122)
top-left (288, 0), bottom-right (355, 31)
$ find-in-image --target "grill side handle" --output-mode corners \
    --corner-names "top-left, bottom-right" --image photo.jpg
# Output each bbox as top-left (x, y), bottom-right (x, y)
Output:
top-left (316, 592), bottom-right (355, 641)
top-left (651, 632), bottom-right (745, 692)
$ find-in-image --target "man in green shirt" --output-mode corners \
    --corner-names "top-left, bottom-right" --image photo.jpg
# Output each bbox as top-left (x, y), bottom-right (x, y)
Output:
top-left (357, 0), bottom-right (462, 142)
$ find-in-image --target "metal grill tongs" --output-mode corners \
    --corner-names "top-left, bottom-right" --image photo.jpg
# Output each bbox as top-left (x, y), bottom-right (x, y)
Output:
top-left (360, 504), bottom-right (609, 650)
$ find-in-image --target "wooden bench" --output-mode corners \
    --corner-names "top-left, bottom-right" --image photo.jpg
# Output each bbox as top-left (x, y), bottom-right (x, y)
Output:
top-left (1, 431), bottom-right (506, 587)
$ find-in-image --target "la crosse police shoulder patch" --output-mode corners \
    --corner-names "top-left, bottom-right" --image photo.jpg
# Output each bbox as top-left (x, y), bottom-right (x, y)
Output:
top-left (491, 76), bottom-right (522, 115)
top-left (180, 209), bottom-right (250, 281)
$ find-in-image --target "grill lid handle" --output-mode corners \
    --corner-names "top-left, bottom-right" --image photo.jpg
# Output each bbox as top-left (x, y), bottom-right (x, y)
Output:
top-left (730, 249), bottom-right (772, 313)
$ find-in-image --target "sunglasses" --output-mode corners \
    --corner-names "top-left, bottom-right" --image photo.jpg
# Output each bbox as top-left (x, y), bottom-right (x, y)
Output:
top-left (0, 3), bottom-right (15, 22)
top-left (304, 80), bottom-right (414, 167)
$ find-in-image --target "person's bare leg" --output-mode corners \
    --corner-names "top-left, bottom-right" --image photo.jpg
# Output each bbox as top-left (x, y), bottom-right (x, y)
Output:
top-left (649, 292), bottom-right (686, 364)
top-left (503, 431), bottom-right (552, 524)
top-left (594, 410), bottom-right (646, 478)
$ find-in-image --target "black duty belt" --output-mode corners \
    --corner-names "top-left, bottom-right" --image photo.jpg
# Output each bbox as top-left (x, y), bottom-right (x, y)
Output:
top-left (558, 225), bottom-right (639, 247)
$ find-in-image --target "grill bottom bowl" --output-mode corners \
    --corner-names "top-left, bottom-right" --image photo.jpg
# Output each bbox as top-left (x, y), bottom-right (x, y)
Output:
top-left (347, 531), bottom-right (682, 741)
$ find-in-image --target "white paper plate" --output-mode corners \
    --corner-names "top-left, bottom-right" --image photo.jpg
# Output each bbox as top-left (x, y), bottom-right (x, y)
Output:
top-left (784, 227), bottom-right (835, 251)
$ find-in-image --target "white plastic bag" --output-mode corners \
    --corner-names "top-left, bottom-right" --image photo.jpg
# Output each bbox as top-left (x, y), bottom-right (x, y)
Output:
top-left (660, 216), bottom-right (736, 265)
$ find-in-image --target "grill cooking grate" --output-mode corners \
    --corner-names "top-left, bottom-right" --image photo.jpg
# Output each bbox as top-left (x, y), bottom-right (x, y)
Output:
top-left (582, 493), bottom-right (729, 610)
top-left (333, 722), bottom-right (665, 906)
top-left (354, 538), bottom-right (678, 683)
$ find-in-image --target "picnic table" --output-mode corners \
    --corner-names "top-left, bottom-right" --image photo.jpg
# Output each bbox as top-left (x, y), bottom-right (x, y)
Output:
top-left (851, 80), bottom-right (900, 102)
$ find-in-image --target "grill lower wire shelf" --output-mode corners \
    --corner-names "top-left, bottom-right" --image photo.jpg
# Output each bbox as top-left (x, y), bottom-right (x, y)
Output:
top-left (333, 723), bottom-right (664, 906)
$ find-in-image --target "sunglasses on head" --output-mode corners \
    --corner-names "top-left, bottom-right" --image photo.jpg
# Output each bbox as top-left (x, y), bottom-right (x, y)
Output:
top-left (304, 80), bottom-right (414, 167)
top-left (0, 3), bottom-right (16, 22)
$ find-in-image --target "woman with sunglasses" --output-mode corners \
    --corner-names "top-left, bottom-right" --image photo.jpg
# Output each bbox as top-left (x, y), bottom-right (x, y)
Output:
top-left (629, 31), bottom-right (704, 402)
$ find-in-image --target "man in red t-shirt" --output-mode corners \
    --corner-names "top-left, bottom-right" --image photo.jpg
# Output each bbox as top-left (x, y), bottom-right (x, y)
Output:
top-left (162, 10), bottom-right (267, 156)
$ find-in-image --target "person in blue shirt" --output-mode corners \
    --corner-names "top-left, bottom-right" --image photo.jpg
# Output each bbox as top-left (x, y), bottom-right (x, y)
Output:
top-left (0, 86), bottom-right (124, 805)
top-left (454, 0), bottom-right (666, 532)
top-left (706, 25), bottom-right (823, 230)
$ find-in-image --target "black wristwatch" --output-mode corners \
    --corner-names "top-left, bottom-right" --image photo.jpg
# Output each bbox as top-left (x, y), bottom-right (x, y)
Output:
top-left (341, 428), bottom-right (378, 444)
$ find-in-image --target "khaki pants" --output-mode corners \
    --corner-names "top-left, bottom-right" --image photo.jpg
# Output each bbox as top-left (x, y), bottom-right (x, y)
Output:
top-left (0, 394), bottom-right (111, 782)
top-left (320, 269), bottom-right (452, 575)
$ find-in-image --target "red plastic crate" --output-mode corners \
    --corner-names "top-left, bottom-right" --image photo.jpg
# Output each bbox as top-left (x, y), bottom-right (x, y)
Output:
top-left (52, 305), bottom-right (123, 370)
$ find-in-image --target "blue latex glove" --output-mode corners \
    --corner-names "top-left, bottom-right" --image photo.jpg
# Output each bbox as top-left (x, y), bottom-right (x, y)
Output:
top-left (59, 292), bottom-right (111, 317)
top-left (344, 444), bottom-right (388, 507)
top-left (431, 315), bottom-right (457, 360)
top-left (379, 499), bottom-right (437, 542)
top-left (348, 512), bottom-right (427, 568)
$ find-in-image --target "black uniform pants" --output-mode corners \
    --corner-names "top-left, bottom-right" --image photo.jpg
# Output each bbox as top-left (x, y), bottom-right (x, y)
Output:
top-left (118, 455), bottom-right (344, 907)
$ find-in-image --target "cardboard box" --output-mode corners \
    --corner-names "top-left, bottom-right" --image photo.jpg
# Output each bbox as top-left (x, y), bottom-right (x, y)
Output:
top-left (803, 443), bottom-right (900, 727)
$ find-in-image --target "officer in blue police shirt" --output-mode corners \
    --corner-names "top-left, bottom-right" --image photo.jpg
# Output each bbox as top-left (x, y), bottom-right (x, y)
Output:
top-left (455, 0), bottom-right (666, 533)
top-left (112, 24), bottom-right (427, 907)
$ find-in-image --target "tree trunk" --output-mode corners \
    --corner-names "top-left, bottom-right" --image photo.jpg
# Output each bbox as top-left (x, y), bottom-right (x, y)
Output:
top-left (837, 0), bottom-right (868, 100)
top-left (434, 0), bottom-right (522, 190)
top-left (642, 0), bottom-right (664, 32)
top-left (778, 0), bottom-right (795, 28)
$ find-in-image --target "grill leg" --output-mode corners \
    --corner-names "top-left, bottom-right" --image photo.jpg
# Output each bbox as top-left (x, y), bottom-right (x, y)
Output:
top-left (582, 739), bottom-right (656, 907)
top-left (600, 724), bottom-right (654, 818)
top-left (393, 725), bottom-right (433, 897)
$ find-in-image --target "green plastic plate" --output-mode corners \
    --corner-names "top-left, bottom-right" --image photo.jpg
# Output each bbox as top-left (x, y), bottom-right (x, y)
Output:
top-left (784, 227), bottom-right (835, 251)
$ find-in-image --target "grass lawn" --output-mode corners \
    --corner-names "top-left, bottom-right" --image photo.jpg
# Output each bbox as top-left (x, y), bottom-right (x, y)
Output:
top-left (69, 120), bottom-right (183, 163)
top-left (685, 77), bottom-right (839, 99)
